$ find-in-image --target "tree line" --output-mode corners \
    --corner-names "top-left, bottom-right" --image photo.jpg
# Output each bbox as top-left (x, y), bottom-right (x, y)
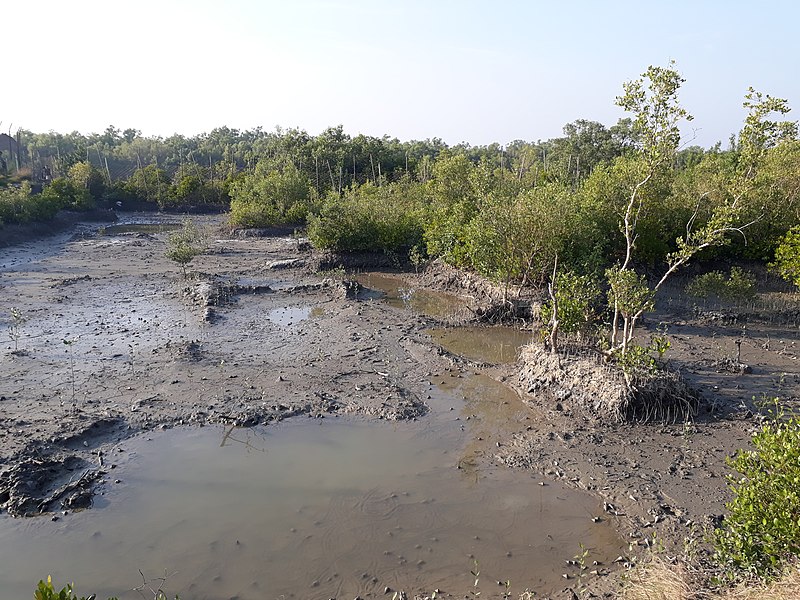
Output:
top-left (3, 64), bottom-right (800, 357)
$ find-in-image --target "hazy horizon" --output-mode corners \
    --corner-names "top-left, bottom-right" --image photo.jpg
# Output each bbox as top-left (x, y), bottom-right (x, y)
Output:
top-left (4, 0), bottom-right (799, 148)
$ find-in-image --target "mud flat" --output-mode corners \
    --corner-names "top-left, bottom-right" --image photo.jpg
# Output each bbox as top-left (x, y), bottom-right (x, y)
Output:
top-left (2, 213), bottom-right (799, 598)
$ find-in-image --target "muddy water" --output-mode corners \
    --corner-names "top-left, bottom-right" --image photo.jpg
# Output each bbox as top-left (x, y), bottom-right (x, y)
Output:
top-left (357, 272), bottom-right (532, 364)
top-left (356, 273), bottom-right (463, 318)
top-left (429, 327), bottom-right (532, 364)
top-left (0, 372), bottom-right (623, 600)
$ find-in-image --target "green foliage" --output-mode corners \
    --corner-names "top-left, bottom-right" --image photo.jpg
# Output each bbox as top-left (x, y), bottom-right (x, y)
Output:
top-left (465, 183), bottom-right (574, 287)
top-left (686, 267), bottom-right (757, 302)
top-left (422, 152), bottom-right (480, 265)
top-left (34, 575), bottom-right (119, 600)
top-left (714, 408), bottom-right (800, 579)
top-left (168, 164), bottom-right (229, 210)
top-left (307, 180), bottom-right (426, 253)
top-left (40, 178), bottom-right (94, 211)
top-left (611, 332), bottom-right (671, 376)
top-left (616, 62), bottom-right (693, 165)
top-left (541, 271), bottom-right (601, 336)
top-left (125, 165), bottom-right (171, 207)
top-left (68, 161), bottom-right (106, 200)
top-left (229, 161), bottom-right (313, 227)
top-left (606, 266), bottom-right (654, 319)
top-left (165, 219), bottom-right (205, 278)
top-left (0, 180), bottom-right (90, 225)
top-left (771, 226), bottom-right (800, 289)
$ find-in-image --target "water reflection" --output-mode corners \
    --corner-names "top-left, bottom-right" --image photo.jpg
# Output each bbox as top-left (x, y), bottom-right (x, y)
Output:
top-left (0, 390), bottom-right (622, 600)
top-left (356, 273), bottom-right (464, 319)
top-left (429, 326), bottom-right (531, 364)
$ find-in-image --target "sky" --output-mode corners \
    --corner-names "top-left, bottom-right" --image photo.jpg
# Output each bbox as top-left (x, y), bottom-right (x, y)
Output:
top-left (3, 0), bottom-right (799, 148)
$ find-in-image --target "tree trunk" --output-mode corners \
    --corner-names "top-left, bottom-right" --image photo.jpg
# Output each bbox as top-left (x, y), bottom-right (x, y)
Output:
top-left (548, 254), bottom-right (559, 354)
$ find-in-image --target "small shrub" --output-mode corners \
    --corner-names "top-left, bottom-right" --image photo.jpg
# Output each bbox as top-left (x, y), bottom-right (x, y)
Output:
top-left (714, 406), bottom-right (800, 579)
top-left (686, 267), bottom-right (757, 302)
top-left (34, 575), bottom-right (119, 600)
top-left (165, 219), bottom-right (206, 278)
top-left (8, 307), bottom-right (27, 351)
top-left (771, 226), bottom-right (800, 290)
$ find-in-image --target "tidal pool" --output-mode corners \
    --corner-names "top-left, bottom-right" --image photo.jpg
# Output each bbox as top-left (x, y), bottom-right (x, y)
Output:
top-left (356, 272), bottom-right (464, 319)
top-left (429, 326), bottom-right (532, 364)
top-left (0, 373), bottom-right (623, 600)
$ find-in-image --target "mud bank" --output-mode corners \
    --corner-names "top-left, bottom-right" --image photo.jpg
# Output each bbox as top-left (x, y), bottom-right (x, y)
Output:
top-left (0, 208), bottom-right (118, 248)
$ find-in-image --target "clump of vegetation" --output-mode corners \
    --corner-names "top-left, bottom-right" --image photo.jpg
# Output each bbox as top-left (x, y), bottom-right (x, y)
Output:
top-left (34, 576), bottom-right (117, 600)
top-left (686, 267), bottom-right (757, 302)
top-left (8, 307), bottom-right (27, 352)
top-left (229, 160), bottom-right (314, 227)
top-left (34, 574), bottom-right (181, 600)
top-left (622, 555), bottom-right (800, 600)
top-left (0, 182), bottom-right (61, 224)
top-left (307, 180), bottom-right (426, 254)
top-left (541, 271), bottom-right (601, 345)
top-left (714, 406), bottom-right (800, 580)
top-left (165, 219), bottom-right (206, 278)
top-left (771, 226), bottom-right (800, 290)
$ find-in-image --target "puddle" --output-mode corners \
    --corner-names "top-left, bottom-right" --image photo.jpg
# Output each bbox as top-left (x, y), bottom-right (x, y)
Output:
top-left (267, 305), bottom-right (318, 327)
top-left (356, 273), bottom-right (463, 319)
top-left (429, 326), bottom-right (532, 364)
top-left (0, 377), bottom-right (623, 599)
top-left (98, 223), bottom-right (182, 236)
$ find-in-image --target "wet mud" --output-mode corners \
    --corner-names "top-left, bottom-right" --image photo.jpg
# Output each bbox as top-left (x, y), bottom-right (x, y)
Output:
top-left (2, 213), bottom-right (800, 598)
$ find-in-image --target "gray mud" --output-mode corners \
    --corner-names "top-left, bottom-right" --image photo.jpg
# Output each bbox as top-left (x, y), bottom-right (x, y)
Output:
top-left (0, 215), bottom-right (433, 518)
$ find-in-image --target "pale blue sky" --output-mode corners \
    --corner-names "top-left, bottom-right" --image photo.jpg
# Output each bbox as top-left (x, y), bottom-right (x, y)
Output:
top-left (3, 0), bottom-right (798, 147)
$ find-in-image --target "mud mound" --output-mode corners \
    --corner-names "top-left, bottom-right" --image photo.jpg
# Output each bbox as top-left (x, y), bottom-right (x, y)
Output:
top-left (418, 260), bottom-right (504, 303)
top-left (311, 250), bottom-right (407, 271)
top-left (0, 456), bottom-right (101, 517)
top-left (471, 300), bottom-right (535, 324)
top-left (156, 339), bottom-right (206, 362)
top-left (418, 260), bottom-right (543, 324)
top-left (183, 277), bottom-right (273, 308)
top-left (265, 258), bottom-right (305, 270)
top-left (519, 344), bottom-right (699, 423)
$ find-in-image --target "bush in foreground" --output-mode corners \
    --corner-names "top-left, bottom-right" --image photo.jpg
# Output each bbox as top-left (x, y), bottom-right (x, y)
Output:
top-left (34, 576), bottom-right (118, 600)
top-left (714, 409), bottom-right (800, 580)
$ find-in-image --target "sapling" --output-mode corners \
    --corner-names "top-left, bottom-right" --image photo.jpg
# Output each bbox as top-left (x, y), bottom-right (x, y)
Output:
top-left (165, 219), bottom-right (205, 279)
top-left (8, 307), bottom-right (26, 352)
top-left (62, 337), bottom-right (77, 403)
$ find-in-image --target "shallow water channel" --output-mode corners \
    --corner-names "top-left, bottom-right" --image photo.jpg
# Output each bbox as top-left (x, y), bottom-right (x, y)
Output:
top-left (0, 268), bottom-right (624, 599)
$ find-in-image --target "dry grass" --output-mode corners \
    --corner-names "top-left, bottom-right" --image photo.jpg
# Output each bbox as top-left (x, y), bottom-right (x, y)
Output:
top-left (620, 557), bottom-right (694, 600)
top-left (620, 557), bottom-right (800, 600)
top-left (721, 566), bottom-right (800, 600)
